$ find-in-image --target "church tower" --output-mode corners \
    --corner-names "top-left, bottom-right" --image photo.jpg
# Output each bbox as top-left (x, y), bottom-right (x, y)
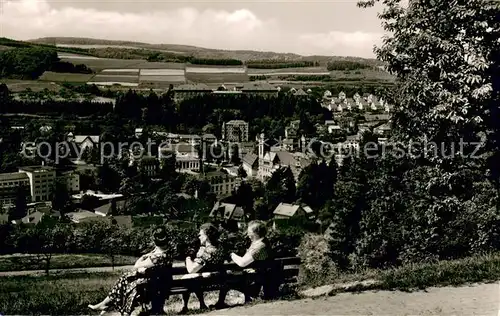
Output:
top-left (258, 133), bottom-right (265, 159)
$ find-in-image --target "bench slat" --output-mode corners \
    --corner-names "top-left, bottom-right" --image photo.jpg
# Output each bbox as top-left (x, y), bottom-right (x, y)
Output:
top-left (169, 267), bottom-right (300, 285)
top-left (170, 257), bottom-right (301, 276)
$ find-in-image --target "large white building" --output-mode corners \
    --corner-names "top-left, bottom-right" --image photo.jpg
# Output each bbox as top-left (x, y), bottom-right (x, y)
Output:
top-left (0, 172), bottom-right (30, 206)
top-left (0, 166), bottom-right (81, 206)
top-left (222, 120), bottom-right (249, 143)
top-left (60, 170), bottom-right (81, 193)
top-left (159, 143), bottom-right (200, 173)
top-left (19, 166), bottom-right (56, 202)
top-left (204, 171), bottom-right (241, 197)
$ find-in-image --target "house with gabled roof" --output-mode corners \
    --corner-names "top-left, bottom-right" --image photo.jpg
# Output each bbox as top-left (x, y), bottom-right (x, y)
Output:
top-left (293, 89), bottom-right (308, 97)
top-left (67, 134), bottom-right (100, 155)
top-left (242, 152), bottom-right (259, 178)
top-left (273, 202), bottom-right (314, 219)
top-left (209, 201), bottom-right (245, 223)
top-left (173, 83), bottom-right (213, 102)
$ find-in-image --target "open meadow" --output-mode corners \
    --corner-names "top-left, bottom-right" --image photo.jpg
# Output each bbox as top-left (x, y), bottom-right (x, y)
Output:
top-left (39, 71), bottom-right (95, 83)
top-left (184, 65), bottom-right (249, 83)
top-left (0, 79), bottom-right (63, 92)
top-left (58, 55), bottom-right (144, 71)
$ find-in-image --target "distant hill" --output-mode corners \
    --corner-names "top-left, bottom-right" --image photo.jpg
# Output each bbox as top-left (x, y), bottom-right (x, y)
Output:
top-left (29, 36), bottom-right (383, 66)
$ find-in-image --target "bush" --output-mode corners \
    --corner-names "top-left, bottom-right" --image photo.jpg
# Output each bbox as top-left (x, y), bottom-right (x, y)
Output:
top-left (268, 226), bottom-right (304, 258)
top-left (297, 233), bottom-right (337, 286)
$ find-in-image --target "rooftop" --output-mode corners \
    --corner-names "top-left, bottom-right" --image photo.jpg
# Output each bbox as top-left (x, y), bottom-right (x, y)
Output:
top-left (173, 83), bottom-right (212, 91)
top-left (226, 120), bottom-right (248, 125)
top-left (209, 202), bottom-right (245, 221)
top-left (242, 152), bottom-right (258, 166)
top-left (19, 166), bottom-right (55, 173)
top-left (0, 172), bottom-right (29, 181)
top-left (241, 82), bottom-right (277, 91)
top-left (213, 90), bottom-right (243, 94)
top-left (273, 203), bottom-right (312, 217)
top-left (294, 89), bottom-right (308, 96)
top-left (71, 190), bottom-right (124, 200)
top-left (66, 210), bottom-right (100, 222)
top-left (73, 135), bottom-right (100, 144)
top-left (273, 203), bottom-right (300, 217)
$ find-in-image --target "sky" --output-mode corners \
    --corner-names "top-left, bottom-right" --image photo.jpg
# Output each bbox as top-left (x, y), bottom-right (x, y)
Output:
top-left (0, 0), bottom-right (386, 58)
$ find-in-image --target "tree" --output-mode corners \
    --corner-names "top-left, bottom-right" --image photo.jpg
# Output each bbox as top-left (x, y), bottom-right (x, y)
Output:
top-left (330, 0), bottom-right (500, 268)
top-left (51, 177), bottom-right (71, 213)
top-left (96, 160), bottom-right (123, 193)
top-left (296, 159), bottom-right (337, 210)
top-left (159, 152), bottom-right (177, 181)
top-left (80, 194), bottom-right (100, 210)
top-left (237, 165), bottom-right (247, 179)
top-left (152, 183), bottom-right (180, 218)
top-left (10, 185), bottom-right (28, 221)
top-left (298, 111), bottom-right (316, 137)
top-left (230, 144), bottom-right (241, 165)
top-left (358, 0), bottom-right (499, 167)
top-left (20, 221), bottom-right (71, 275)
top-left (227, 181), bottom-right (255, 220)
top-left (259, 167), bottom-right (296, 220)
top-left (102, 223), bottom-right (122, 270)
top-left (0, 83), bottom-right (10, 109)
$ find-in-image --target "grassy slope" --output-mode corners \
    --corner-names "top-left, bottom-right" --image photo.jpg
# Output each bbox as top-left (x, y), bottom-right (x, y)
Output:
top-left (0, 254), bottom-right (137, 272)
top-left (39, 71), bottom-right (95, 83)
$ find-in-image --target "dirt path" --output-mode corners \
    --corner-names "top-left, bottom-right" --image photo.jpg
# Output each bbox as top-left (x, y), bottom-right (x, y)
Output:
top-left (196, 282), bottom-right (499, 315)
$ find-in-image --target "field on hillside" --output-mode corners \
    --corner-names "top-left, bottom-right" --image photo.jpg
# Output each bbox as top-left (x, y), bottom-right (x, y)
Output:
top-left (329, 69), bottom-right (394, 81)
top-left (247, 67), bottom-right (329, 75)
top-left (185, 66), bottom-right (246, 73)
top-left (39, 72), bottom-right (95, 83)
top-left (140, 75), bottom-right (186, 83)
top-left (185, 66), bottom-right (248, 83)
top-left (135, 62), bottom-right (186, 69)
top-left (0, 79), bottom-right (63, 92)
top-left (0, 44), bottom-right (391, 90)
top-left (186, 73), bottom-right (249, 83)
top-left (90, 74), bottom-right (139, 83)
top-left (101, 69), bottom-right (140, 75)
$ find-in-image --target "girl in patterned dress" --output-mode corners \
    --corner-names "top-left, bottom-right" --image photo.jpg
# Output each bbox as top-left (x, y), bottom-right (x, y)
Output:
top-left (88, 226), bottom-right (173, 316)
top-left (179, 223), bottom-right (225, 314)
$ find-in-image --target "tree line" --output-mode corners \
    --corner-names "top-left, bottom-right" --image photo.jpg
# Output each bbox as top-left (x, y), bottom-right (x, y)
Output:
top-left (326, 60), bottom-right (373, 71)
top-left (0, 47), bottom-right (59, 79)
top-left (246, 60), bottom-right (319, 69)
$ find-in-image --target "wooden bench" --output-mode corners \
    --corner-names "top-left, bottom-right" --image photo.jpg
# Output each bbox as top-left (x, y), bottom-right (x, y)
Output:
top-left (138, 256), bottom-right (301, 315)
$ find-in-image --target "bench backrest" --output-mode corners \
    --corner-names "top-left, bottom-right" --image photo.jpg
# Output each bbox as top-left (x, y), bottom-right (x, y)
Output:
top-left (169, 256), bottom-right (300, 275)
